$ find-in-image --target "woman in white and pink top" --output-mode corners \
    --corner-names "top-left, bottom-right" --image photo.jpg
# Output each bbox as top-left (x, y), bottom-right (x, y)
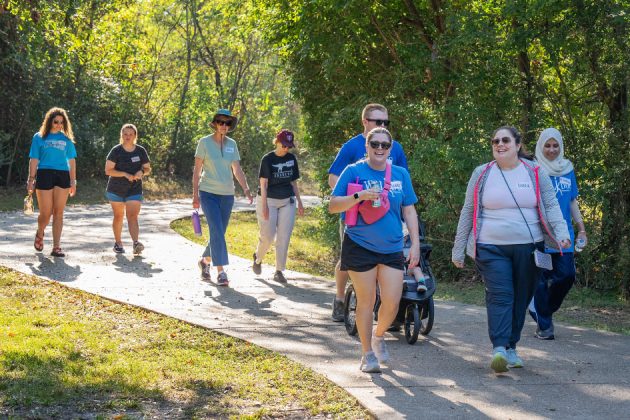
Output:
top-left (451, 126), bottom-right (570, 374)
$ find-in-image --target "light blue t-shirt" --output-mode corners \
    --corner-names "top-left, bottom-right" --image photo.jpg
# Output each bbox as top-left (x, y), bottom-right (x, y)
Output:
top-left (328, 133), bottom-right (408, 176)
top-left (546, 170), bottom-right (579, 253)
top-left (194, 135), bottom-right (240, 195)
top-left (29, 132), bottom-right (77, 171)
top-left (333, 161), bottom-right (418, 253)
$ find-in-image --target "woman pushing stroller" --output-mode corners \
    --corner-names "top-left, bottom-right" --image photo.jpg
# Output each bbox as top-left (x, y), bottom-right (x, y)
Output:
top-left (329, 127), bottom-right (420, 373)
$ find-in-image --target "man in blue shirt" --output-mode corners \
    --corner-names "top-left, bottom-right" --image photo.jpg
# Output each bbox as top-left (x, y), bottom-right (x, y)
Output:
top-left (328, 103), bottom-right (409, 321)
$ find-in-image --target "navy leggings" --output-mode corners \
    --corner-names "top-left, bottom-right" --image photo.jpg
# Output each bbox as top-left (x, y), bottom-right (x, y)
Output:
top-left (534, 252), bottom-right (576, 330)
top-left (475, 242), bottom-right (542, 349)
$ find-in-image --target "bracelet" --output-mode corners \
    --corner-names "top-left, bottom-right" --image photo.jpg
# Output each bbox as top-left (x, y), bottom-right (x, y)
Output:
top-left (578, 230), bottom-right (586, 233)
top-left (70, 179), bottom-right (77, 186)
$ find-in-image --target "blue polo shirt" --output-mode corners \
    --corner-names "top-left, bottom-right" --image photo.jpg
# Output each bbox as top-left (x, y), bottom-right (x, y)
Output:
top-left (328, 133), bottom-right (408, 176)
top-left (29, 132), bottom-right (77, 171)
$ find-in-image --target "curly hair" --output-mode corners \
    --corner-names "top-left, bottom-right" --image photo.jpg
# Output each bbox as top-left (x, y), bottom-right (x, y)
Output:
top-left (39, 107), bottom-right (75, 142)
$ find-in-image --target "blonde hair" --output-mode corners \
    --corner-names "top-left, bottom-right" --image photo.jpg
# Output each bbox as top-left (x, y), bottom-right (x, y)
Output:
top-left (119, 123), bottom-right (138, 144)
top-left (361, 103), bottom-right (387, 120)
top-left (39, 107), bottom-right (75, 142)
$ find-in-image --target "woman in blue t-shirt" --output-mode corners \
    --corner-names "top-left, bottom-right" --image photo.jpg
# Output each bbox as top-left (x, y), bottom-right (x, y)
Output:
top-left (330, 127), bottom-right (420, 373)
top-left (529, 127), bottom-right (588, 340)
top-left (105, 124), bottom-right (152, 255)
top-left (27, 107), bottom-right (77, 257)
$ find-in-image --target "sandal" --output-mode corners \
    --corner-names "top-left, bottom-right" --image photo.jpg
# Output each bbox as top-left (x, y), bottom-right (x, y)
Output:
top-left (51, 247), bottom-right (65, 257)
top-left (34, 230), bottom-right (44, 252)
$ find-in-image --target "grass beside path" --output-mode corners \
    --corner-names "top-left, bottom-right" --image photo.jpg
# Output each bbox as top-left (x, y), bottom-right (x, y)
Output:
top-left (0, 267), bottom-right (370, 419)
top-left (172, 211), bottom-right (630, 335)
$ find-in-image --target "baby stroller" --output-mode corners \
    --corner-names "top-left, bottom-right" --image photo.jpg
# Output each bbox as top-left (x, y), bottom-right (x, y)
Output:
top-left (343, 221), bottom-right (436, 344)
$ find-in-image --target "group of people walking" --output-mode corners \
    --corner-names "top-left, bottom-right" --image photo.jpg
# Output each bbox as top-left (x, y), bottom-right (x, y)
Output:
top-left (28, 108), bottom-right (152, 258)
top-left (27, 104), bottom-right (587, 375)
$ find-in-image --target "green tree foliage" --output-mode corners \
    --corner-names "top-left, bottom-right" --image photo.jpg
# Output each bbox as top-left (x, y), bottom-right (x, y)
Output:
top-left (256, 0), bottom-right (629, 296)
top-left (0, 0), bottom-right (300, 186)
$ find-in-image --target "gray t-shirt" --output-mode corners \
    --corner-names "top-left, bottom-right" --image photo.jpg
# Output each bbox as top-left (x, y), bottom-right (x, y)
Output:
top-left (477, 163), bottom-right (543, 245)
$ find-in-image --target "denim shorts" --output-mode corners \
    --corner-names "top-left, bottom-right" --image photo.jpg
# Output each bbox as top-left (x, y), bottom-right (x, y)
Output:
top-left (105, 191), bottom-right (143, 202)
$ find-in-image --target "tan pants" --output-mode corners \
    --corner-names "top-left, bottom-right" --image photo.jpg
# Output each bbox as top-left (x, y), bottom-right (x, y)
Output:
top-left (255, 196), bottom-right (296, 271)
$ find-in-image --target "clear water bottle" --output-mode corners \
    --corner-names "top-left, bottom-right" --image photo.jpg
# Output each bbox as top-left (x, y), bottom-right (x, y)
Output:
top-left (192, 210), bottom-right (202, 236)
top-left (575, 238), bottom-right (586, 253)
top-left (371, 186), bottom-right (382, 208)
top-left (23, 194), bottom-right (34, 215)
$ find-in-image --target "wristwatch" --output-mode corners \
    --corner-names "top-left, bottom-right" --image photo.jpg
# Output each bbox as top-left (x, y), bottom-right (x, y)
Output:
top-left (353, 192), bottom-right (360, 200)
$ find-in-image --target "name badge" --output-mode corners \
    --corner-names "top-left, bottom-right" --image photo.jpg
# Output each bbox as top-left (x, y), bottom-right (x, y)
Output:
top-left (517, 182), bottom-right (531, 189)
top-left (225, 147), bottom-right (235, 153)
top-left (131, 156), bottom-right (141, 163)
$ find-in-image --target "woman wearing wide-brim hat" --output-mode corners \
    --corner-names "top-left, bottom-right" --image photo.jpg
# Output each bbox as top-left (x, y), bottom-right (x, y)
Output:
top-left (192, 109), bottom-right (253, 286)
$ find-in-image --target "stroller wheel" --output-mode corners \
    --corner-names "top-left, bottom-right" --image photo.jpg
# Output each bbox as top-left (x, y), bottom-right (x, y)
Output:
top-left (344, 284), bottom-right (358, 336)
top-left (404, 303), bottom-right (421, 344)
top-left (420, 297), bottom-right (435, 335)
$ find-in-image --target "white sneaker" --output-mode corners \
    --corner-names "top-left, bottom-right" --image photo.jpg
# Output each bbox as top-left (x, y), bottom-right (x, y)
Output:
top-left (360, 351), bottom-right (381, 373)
top-left (371, 334), bottom-right (390, 364)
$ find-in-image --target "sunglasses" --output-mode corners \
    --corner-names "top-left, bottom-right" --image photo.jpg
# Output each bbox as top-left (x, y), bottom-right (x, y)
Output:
top-left (491, 137), bottom-right (512, 145)
top-left (214, 119), bottom-right (232, 127)
top-left (52, 119), bottom-right (64, 125)
top-left (369, 140), bottom-right (392, 150)
top-left (366, 118), bottom-right (390, 127)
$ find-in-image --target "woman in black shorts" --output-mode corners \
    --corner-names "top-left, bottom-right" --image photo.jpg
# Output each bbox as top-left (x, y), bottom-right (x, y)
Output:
top-left (104, 124), bottom-right (151, 255)
top-left (329, 127), bottom-right (420, 373)
top-left (27, 107), bottom-right (77, 257)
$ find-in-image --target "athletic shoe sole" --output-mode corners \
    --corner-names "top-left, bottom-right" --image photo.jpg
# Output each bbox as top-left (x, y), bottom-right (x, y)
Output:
top-left (491, 353), bottom-right (509, 373)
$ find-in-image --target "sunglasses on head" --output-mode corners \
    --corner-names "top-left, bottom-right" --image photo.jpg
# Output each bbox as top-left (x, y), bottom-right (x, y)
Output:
top-left (214, 119), bottom-right (232, 127)
top-left (491, 137), bottom-right (512, 145)
top-left (366, 118), bottom-right (390, 127)
top-left (368, 140), bottom-right (392, 150)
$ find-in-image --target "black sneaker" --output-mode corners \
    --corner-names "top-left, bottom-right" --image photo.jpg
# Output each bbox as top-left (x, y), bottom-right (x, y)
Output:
top-left (273, 270), bottom-right (287, 283)
top-left (217, 271), bottom-right (229, 287)
top-left (252, 253), bottom-right (262, 275)
top-left (332, 297), bottom-right (345, 322)
top-left (535, 324), bottom-right (555, 340)
top-left (113, 243), bottom-right (125, 253)
top-left (198, 258), bottom-right (211, 282)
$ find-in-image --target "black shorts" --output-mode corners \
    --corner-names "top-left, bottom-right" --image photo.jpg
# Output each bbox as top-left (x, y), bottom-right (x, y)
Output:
top-left (35, 169), bottom-right (70, 190)
top-left (340, 234), bottom-right (405, 272)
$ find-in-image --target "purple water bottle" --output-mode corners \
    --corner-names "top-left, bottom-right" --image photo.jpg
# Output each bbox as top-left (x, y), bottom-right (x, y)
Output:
top-left (192, 210), bottom-right (202, 236)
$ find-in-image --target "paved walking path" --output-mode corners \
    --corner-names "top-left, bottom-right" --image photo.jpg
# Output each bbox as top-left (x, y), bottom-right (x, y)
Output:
top-left (1, 199), bottom-right (629, 419)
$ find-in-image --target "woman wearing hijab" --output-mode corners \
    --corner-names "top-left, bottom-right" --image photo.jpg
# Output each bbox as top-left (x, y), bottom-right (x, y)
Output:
top-left (528, 128), bottom-right (588, 340)
top-left (192, 109), bottom-right (253, 286)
